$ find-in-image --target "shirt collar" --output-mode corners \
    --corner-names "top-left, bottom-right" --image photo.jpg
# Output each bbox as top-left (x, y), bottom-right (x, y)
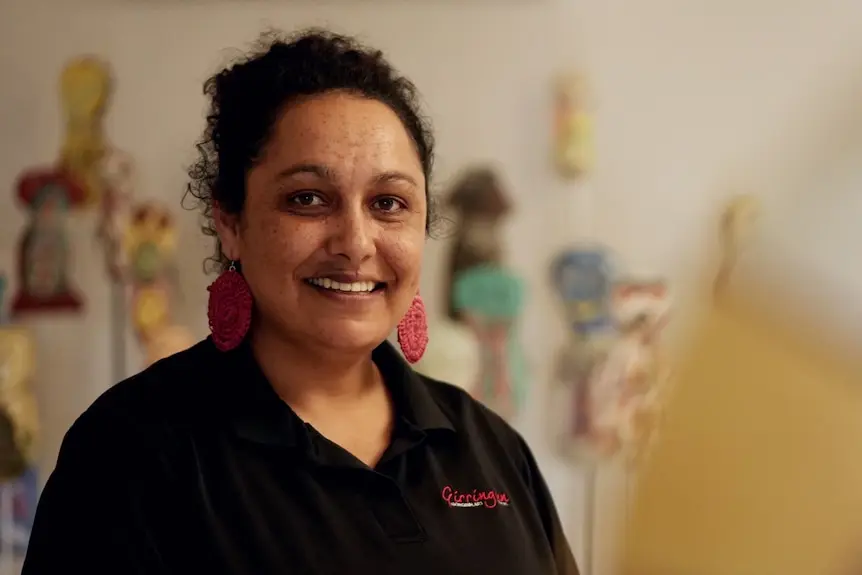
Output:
top-left (372, 341), bottom-right (456, 434)
top-left (211, 337), bottom-right (456, 448)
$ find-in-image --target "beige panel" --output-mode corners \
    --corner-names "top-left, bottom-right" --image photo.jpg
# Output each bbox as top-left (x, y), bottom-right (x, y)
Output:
top-left (620, 291), bottom-right (862, 575)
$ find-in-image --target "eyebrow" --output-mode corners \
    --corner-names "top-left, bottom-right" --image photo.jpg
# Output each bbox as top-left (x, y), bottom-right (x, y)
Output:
top-left (274, 163), bottom-right (419, 188)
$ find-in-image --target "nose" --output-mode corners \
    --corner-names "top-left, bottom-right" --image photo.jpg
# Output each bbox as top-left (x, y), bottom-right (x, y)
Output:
top-left (325, 204), bottom-right (376, 263)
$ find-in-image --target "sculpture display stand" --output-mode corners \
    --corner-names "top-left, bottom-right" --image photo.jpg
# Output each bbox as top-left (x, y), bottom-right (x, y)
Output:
top-left (11, 169), bottom-right (86, 316)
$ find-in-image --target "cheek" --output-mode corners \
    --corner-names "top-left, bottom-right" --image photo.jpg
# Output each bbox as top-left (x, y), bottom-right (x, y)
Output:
top-left (385, 230), bottom-right (425, 287)
top-left (241, 214), bottom-right (315, 272)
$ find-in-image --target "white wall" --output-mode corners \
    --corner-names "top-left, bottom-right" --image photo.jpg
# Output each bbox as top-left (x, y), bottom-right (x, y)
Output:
top-left (2, 0), bottom-right (861, 572)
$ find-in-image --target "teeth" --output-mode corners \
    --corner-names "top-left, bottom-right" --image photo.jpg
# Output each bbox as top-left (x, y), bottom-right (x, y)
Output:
top-left (307, 278), bottom-right (377, 293)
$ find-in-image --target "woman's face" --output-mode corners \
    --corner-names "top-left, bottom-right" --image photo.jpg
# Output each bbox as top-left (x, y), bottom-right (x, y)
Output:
top-left (216, 91), bottom-right (427, 354)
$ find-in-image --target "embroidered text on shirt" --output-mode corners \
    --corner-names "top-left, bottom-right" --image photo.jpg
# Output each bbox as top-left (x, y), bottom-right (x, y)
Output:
top-left (441, 485), bottom-right (510, 508)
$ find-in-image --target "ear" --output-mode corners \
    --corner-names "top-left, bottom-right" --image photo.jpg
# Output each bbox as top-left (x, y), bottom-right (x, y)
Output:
top-left (212, 203), bottom-right (242, 262)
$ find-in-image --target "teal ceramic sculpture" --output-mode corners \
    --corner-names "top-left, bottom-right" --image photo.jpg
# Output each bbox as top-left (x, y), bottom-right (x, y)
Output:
top-left (453, 265), bottom-right (527, 420)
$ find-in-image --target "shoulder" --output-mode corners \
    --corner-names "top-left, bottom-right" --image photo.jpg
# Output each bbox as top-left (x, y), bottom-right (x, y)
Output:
top-left (87, 338), bottom-right (214, 424)
top-left (62, 339), bottom-right (217, 458)
top-left (416, 373), bottom-right (532, 466)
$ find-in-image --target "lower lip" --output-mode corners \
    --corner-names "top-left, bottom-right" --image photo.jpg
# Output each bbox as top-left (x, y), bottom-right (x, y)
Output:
top-left (304, 282), bottom-right (385, 302)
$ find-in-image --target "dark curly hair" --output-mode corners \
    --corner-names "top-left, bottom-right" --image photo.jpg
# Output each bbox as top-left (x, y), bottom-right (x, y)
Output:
top-left (183, 28), bottom-right (437, 273)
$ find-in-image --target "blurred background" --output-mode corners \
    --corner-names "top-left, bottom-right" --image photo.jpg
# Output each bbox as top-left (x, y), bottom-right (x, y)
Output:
top-left (1, 0), bottom-right (861, 573)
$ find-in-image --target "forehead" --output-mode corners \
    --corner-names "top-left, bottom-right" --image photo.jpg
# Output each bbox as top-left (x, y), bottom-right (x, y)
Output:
top-left (260, 91), bottom-right (423, 179)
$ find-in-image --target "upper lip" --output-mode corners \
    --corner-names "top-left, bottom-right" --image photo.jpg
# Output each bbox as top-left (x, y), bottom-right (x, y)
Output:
top-left (308, 272), bottom-right (385, 283)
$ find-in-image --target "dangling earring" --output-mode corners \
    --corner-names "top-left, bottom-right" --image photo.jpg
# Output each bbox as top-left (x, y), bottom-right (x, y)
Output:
top-left (207, 260), bottom-right (253, 352)
top-left (397, 293), bottom-right (428, 364)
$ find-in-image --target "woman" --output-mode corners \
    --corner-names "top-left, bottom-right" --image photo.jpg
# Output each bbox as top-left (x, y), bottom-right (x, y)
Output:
top-left (22, 29), bottom-right (579, 575)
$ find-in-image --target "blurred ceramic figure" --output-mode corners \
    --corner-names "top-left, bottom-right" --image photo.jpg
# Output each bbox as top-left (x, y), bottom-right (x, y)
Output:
top-left (574, 280), bottom-right (671, 463)
top-left (0, 327), bottom-right (39, 480)
top-left (553, 74), bottom-right (594, 179)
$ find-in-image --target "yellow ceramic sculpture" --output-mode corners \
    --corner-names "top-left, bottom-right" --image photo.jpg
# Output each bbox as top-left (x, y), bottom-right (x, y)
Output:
top-left (132, 286), bottom-right (171, 340)
top-left (554, 74), bottom-right (595, 179)
top-left (58, 57), bottom-right (112, 206)
top-left (0, 327), bottom-right (39, 480)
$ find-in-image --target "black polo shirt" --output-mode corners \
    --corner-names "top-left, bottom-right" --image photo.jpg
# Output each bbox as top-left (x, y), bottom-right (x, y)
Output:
top-left (22, 338), bottom-right (579, 575)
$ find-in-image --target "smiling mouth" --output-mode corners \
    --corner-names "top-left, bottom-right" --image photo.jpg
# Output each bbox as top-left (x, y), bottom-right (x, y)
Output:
top-left (305, 277), bottom-right (387, 294)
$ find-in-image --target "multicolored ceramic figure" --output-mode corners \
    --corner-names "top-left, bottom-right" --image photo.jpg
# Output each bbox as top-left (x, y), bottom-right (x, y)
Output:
top-left (572, 279), bottom-right (672, 464)
top-left (11, 168), bottom-right (86, 316)
top-left (551, 247), bottom-right (616, 337)
top-left (123, 202), bottom-right (194, 366)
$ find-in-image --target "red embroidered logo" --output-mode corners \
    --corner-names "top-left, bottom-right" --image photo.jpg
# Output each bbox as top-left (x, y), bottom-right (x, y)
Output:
top-left (441, 485), bottom-right (510, 509)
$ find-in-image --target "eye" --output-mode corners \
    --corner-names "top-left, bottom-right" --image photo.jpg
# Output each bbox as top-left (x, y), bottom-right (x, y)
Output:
top-left (287, 191), bottom-right (325, 207)
top-left (372, 196), bottom-right (406, 213)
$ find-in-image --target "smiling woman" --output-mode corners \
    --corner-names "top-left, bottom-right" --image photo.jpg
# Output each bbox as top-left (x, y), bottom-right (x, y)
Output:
top-left (210, 89), bottom-right (428, 358)
top-left (22, 29), bottom-right (579, 575)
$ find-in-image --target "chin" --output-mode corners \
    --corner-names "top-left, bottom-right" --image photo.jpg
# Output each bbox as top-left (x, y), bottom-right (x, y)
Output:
top-left (307, 318), bottom-right (390, 354)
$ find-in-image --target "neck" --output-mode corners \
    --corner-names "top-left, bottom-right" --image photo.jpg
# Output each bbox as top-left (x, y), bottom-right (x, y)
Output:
top-left (248, 322), bottom-right (383, 410)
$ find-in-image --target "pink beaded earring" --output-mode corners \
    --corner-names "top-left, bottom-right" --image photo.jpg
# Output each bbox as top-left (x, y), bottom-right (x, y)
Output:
top-left (207, 261), bottom-right (253, 352)
top-left (397, 293), bottom-right (429, 363)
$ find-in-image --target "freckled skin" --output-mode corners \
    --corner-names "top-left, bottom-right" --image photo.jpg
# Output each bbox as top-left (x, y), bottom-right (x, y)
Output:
top-left (216, 91), bottom-right (426, 354)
